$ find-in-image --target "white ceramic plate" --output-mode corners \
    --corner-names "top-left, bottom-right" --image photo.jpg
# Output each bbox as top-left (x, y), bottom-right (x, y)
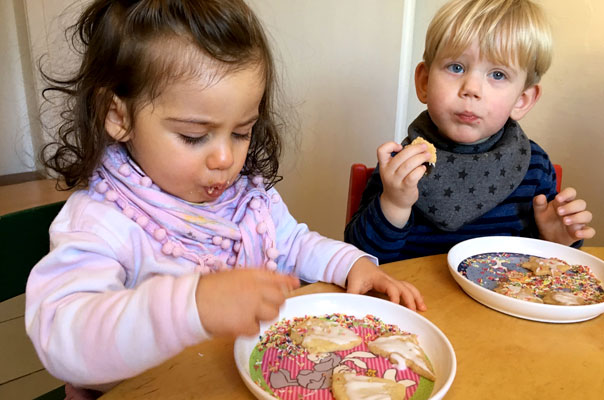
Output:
top-left (234, 293), bottom-right (456, 400)
top-left (448, 236), bottom-right (604, 323)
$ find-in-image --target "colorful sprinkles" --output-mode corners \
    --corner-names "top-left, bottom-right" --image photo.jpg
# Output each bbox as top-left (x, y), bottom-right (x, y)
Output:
top-left (459, 252), bottom-right (604, 305)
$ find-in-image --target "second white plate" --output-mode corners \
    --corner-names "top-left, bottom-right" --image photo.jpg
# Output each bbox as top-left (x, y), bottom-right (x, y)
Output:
top-left (448, 236), bottom-right (604, 323)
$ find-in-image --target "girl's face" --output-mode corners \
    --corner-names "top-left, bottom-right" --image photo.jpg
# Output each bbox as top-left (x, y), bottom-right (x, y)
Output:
top-left (116, 65), bottom-right (265, 203)
top-left (415, 40), bottom-right (539, 144)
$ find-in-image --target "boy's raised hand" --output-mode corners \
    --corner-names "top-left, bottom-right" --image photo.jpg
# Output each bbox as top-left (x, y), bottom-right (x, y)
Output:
top-left (345, 257), bottom-right (426, 312)
top-left (196, 269), bottom-right (299, 337)
top-left (377, 141), bottom-right (433, 228)
top-left (533, 187), bottom-right (595, 245)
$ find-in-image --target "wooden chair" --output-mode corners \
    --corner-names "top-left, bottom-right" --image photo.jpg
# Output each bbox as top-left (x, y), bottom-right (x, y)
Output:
top-left (345, 163), bottom-right (563, 225)
top-left (0, 201), bottom-right (67, 399)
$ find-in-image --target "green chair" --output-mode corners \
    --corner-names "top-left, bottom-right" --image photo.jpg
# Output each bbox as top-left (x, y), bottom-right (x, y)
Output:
top-left (0, 201), bottom-right (66, 399)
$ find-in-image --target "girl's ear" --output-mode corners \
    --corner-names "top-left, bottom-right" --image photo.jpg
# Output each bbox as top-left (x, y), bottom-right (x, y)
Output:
top-left (510, 84), bottom-right (541, 121)
top-left (414, 62), bottom-right (430, 104)
top-left (105, 95), bottom-right (131, 142)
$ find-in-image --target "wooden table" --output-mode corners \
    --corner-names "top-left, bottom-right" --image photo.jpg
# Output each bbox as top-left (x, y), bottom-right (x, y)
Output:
top-left (0, 179), bottom-right (72, 215)
top-left (101, 247), bottom-right (604, 400)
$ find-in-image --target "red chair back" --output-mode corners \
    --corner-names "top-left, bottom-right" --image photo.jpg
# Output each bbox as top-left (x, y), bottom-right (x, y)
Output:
top-left (345, 163), bottom-right (562, 225)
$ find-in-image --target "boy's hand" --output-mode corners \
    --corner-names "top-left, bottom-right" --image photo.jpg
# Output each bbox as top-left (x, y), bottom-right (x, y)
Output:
top-left (377, 141), bottom-right (433, 228)
top-left (345, 258), bottom-right (426, 312)
top-left (533, 187), bottom-right (595, 245)
top-left (196, 269), bottom-right (300, 337)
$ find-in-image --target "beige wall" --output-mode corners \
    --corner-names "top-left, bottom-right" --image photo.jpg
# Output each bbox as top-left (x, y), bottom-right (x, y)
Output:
top-left (6, 0), bottom-right (603, 245)
top-left (247, 0), bottom-right (406, 240)
top-left (0, 0), bottom-right (37, 175)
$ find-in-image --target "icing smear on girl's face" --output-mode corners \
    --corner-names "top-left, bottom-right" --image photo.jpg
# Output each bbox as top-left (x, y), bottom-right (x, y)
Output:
top-left (106, 62), bottom-right (265, 204)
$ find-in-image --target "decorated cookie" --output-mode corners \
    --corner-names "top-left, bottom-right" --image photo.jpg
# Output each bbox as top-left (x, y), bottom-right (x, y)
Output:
top-left (521, 256), bottom-right (571, 276)
top-left (291, 317), bottom-right (362, 353)
top-left (367, 334), bottom-right (436, 381)
top-left (331, 372), bottom-right (407, 400)
top-left (542, 291), bottom-right (586, 306)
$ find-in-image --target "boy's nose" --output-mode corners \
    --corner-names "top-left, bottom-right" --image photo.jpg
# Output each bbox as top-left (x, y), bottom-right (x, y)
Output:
top-left (460, 74), bottom-right (482, 99)
top-left (207, 141), bottom-right (234, 170)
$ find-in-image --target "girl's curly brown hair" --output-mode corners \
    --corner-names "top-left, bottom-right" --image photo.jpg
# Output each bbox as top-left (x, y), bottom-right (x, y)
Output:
top-left (42, 0), bottom-right (283, 190)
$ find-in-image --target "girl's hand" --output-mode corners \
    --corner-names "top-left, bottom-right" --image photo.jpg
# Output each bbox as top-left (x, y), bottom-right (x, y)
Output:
top-left (196, 269), bottom-right (300, 337)
top-left (377, 141), bottom-right (433, 228)
top-left (533, 187), bottom-right (596, 245)
top-left (345, 258), bottom-right (426, 312)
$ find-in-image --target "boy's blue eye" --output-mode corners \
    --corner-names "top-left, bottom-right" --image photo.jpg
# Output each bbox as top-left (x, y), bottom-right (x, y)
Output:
top-left (490, 71), bottom-right (506, 81)
top-left (447, 63), bottom-right (464, 74)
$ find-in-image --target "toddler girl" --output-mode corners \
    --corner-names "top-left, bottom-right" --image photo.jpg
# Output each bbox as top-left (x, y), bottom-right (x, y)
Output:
top-left (25, 0), bottom-right (425, 396)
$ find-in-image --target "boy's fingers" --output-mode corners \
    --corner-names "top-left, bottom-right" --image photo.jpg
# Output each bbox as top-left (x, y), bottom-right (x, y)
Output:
top-left (377, 142), bottom-right (402, 164)
top-left (532, 194), bottom-right (548, 212)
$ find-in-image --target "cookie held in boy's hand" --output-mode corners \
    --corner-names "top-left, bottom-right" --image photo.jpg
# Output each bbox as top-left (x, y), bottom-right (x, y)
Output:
top-left (410, 137), bottom-right (437, 165)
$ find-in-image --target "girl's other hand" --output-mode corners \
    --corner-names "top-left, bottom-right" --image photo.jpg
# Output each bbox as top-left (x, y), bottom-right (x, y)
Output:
top-left (377, 141), bottom-right (433, 228)
top-left (533, 187), bottom-right (596, 245)
top-left (196, 269), bottom-right (300, 337)
top-left (345, 258), bottom-right (426, 312)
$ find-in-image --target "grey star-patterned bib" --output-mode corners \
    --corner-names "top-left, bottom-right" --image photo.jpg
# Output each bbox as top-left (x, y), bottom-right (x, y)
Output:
top-left (405, 111), bottom-right (531, 231)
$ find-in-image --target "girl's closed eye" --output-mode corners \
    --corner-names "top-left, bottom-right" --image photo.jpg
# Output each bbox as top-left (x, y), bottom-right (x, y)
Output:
top-left (178, 133), bottom-right (207, 145)
top-left (232, 131), bottom-right (252, 141)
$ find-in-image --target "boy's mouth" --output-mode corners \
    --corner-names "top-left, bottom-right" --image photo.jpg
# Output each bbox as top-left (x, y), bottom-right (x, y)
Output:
top-left (456, 112), bottom-right (479, 123)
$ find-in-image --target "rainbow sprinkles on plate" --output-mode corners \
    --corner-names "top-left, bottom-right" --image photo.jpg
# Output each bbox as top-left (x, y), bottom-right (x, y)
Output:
top-left (249, 313), bottom-right (436, 400)
top-left (459, 253), bottom-right (604, 306)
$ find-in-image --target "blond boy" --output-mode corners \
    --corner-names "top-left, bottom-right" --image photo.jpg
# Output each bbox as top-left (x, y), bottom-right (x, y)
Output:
top-left (345, 0), bottom-right (594, 262)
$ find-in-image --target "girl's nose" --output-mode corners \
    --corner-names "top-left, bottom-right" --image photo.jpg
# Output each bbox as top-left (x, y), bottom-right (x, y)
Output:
top-left (460, 74), bottom-right (482, 99)
top-left (207, 141), bottom-right (234, 170)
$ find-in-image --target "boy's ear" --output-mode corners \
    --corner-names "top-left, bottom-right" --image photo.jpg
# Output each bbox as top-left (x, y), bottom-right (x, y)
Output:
top-left (510, 84), bottom-right (542, 121)
top-left (105, 95), bottom-right (131, 142)
top-left (414, 62), bottom-right (429, 104)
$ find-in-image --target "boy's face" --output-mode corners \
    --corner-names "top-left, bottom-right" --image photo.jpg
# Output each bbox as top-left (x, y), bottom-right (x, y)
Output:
top-left (415, 40), bottom-right (540, 144)
top-left (105, 64), bottom-right (265, 203)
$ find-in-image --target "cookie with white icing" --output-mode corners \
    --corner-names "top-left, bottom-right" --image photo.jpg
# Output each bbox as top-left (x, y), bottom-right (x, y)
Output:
top-left (367, 334), bottom-right (436, 381)
top-left (290, 318), bottom-right (362, 353)
top-left (331, 372), bottom-right (407, 400)
top-left (542, 291), bottom-right (585, 306)
top-left (521, 256), bottom-right (571, 276)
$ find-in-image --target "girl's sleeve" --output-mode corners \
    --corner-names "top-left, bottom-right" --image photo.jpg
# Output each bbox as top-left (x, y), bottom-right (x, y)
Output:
top-left (268, 189), bottom-right (377, 287)
top-left (344, 165), bottom-right (413, 262)
top-left (25, 199), bottom-right (208, 387)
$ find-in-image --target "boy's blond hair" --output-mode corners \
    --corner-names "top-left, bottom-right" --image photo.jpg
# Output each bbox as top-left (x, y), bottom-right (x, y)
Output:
top-left (423, 0), bottom-right (552, 87)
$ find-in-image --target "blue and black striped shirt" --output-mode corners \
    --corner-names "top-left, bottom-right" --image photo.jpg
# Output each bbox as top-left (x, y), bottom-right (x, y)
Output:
top-left (344, 141), bottom-right (565, 263)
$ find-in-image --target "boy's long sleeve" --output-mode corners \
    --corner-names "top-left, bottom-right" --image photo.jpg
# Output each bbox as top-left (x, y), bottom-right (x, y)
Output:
top-left (344, 141), bottom-right (564, 262)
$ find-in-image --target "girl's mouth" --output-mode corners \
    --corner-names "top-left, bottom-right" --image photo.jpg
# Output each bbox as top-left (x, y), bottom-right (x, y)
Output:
top-left (205, 180), bottom-right (230, 199)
